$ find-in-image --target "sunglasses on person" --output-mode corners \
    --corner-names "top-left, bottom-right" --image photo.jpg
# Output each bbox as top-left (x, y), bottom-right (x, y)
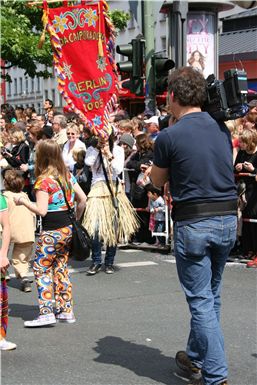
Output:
top-left (67, 132), bottom-right (76, 136)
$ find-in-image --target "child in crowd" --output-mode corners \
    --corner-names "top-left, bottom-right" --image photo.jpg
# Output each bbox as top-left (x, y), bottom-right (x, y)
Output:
top-left (3, 170), bottom-right (35, 292)
top-left (72, 147), bottom-right (86, 177)
top-left (147, 185), bottom-right (166, 246)
top-left (119, 133), bottom-right (136, 200)
top-left (72, 147), bottom-right (92, 195)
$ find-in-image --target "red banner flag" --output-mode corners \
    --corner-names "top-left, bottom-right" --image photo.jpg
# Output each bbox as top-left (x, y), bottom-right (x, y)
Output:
top-left (44, 0), bottom-right (118, 137)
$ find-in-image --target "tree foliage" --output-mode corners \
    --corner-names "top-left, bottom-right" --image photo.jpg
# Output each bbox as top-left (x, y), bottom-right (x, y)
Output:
top-left (108, 9), bottom-right (130, 32)
top-left (1, 0), bottom-right (54, 80)
top-left (1, 1), bottom-right (130, 81)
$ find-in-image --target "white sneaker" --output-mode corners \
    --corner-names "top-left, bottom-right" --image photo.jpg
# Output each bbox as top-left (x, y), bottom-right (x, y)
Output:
top-left (55, 311), bottom-right (76, 324)
top-left (0, 339), bottom-right (17, 351)
top-left (24, 313), bottom-right (56, 328)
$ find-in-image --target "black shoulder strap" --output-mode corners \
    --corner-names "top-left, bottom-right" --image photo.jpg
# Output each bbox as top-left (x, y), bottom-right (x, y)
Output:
top-left (99, 151), bottom-right (118, 210)
top-left (57, 178), bottom-right (73, 214)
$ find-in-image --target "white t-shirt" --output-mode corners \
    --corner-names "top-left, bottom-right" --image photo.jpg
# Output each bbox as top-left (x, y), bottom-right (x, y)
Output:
top-left (85, 144), bottom-right (124, 186)
top-left (62, 138), bottom-right (86, 172)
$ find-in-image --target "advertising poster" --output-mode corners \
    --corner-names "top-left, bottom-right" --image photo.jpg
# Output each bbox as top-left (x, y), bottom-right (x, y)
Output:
top-left (186, 13), bottom-right (215, 79)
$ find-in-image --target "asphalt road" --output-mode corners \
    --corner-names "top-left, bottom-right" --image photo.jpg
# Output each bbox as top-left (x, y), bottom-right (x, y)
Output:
top-left (1, 249), bottom-right (256, 385)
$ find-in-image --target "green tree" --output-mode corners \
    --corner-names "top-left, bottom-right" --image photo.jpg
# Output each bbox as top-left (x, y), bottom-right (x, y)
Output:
top-left (108, 9), bottom-right (130, 33)
top-left (1, 0), bottom-right (54, 80)
top-left (1, 1), bottom-right (130, 81)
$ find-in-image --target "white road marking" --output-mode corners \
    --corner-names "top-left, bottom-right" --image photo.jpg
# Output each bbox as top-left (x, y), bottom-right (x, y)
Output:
top-left (116, 261), bottom-right (158, 267)
top-left (164, 259), bottom-right (246, 268)
top-left (118, 249), bottom-right (143, 253)
top-left (7, 258), bottom-right (245, 280)
top-left (8, 261), bottom-right (158, 279)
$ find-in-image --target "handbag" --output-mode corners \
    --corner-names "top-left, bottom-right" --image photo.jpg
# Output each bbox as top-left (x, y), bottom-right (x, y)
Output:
top-left (58, 179), bottom-right (91, 261)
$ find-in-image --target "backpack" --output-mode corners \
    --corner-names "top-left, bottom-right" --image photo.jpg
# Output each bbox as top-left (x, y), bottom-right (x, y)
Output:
top-left (76, 164), bottom-right (92, 195)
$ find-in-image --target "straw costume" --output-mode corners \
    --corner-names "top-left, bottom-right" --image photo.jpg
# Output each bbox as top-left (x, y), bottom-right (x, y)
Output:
top-left (82, 144), bottom-right (139, 247)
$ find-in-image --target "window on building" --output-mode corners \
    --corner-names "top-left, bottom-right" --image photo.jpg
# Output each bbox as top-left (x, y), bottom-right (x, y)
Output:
top-left (19, 77), bottom-right (23, 94)
top-left (37, 103), bottom-right (41, 113)
top-left (161, 36), bottom-right (166, 51)
top-left (59, 93), bottom-right (63, 107)
top-left (25, 78), bottom-right (29, 94)
top-left (51, 89), bottom-right (55, 106)
top-left (128, 11), bottom-right (135, 30)
top-left (45, 90), bottom-right (48, 100)
top-left (14, 79), bottom-right (18, 95)
top-left (31, 78), bottom-right (34, 94)
top-left (37, 77), bottom-right (40, 92)
top-left (7, 82), bottom-right (11, 96)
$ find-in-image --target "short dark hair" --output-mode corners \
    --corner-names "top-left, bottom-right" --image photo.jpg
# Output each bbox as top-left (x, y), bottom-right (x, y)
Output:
top-left (45, 99), bottom-right (54, 108)
top-left (146, 184), bottom-right (163, 196)
top-left (168, 67), bottom-right (207, 107)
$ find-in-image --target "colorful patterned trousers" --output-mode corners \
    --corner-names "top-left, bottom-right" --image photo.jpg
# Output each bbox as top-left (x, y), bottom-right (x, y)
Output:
top-left (0, 278), bottom-right (8, 339)
top-left (34, 225), bottom-right (73, 315)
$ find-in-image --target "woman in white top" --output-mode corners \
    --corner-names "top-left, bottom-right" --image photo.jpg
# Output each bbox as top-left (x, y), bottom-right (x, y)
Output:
top-left (62, 123), bottom-right (86, 172)
top-left (82, 132), bottom-right (138, 275)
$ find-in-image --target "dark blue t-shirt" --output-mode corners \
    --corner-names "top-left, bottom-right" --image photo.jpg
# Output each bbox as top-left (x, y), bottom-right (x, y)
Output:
top-left (153, 112), bottom-right (237, 203)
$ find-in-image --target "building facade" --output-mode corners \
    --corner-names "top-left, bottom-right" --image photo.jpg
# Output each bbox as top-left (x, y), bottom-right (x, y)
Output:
top-left (219, 8), bottom-right (257, 92)
top-left (4, 1), bottom-right (168, 113)
top-left (3, 1), bottom-right (256, 112)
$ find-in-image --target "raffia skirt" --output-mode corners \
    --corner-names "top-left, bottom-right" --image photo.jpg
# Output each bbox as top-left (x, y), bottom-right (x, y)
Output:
top-left (82, 181), bottom-right (139, 246)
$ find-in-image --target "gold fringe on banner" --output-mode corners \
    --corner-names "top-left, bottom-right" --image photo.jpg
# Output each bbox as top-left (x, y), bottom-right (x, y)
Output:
top-left (98, 1), bottom-right (104, 57)
top-left (38, 5), bottom-right (49, 49)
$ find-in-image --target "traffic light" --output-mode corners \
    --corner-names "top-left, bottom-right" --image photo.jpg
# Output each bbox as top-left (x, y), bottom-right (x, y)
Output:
top-left (152, 56), bottom-right (175, 95)
top-left (116, 39), bottom-right (145, 96)
top-left (116, 43), bottom-right (133, 74)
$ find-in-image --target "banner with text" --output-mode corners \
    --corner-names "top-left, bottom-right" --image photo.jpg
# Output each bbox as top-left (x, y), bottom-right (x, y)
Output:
top-left (45, 0), bottom-right (118, 137)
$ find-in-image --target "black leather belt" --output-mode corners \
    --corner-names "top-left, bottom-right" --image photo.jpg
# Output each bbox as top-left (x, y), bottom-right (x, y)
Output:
top-left (172, 200), bottom-right (238, 221)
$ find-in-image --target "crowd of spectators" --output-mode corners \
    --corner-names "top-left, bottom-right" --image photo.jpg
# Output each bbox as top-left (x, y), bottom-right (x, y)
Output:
top-left (1, 98), bottom-right (257, 259)
top-left (0, 95), bottom-right (257, 349)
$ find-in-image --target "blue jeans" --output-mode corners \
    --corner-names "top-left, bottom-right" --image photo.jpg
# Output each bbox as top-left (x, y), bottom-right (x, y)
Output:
top-left (174, 215), bottom-right (237, 385)
top-left (154, 221), bottom-right (165, 245)
top-left (91, 236), bottom-right (117, 266)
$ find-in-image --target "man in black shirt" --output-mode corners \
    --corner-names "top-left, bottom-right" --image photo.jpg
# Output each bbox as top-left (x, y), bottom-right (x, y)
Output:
top-left (151, 67), bottom-right (237, 385)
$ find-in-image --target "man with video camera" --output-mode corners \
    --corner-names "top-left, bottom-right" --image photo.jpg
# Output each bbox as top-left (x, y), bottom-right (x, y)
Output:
top-left (151, 66), bottom-right (238, 385)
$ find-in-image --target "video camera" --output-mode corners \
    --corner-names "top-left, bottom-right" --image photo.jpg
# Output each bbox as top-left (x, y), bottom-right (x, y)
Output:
top-left (204, 69), bottom-right (249, 121)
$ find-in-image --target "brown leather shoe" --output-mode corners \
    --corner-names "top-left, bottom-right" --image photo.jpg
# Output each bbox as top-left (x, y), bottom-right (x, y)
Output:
top-left (175, 351), bottom-right (202, 380)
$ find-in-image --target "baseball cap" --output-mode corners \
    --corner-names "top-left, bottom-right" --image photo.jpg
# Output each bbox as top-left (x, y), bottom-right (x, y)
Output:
top-left (144, 116), bottom-right (159, 125)
top-left (248, 99), bottom-right (257, 108)
top-left (119, 133), bottom-right (135, 149)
